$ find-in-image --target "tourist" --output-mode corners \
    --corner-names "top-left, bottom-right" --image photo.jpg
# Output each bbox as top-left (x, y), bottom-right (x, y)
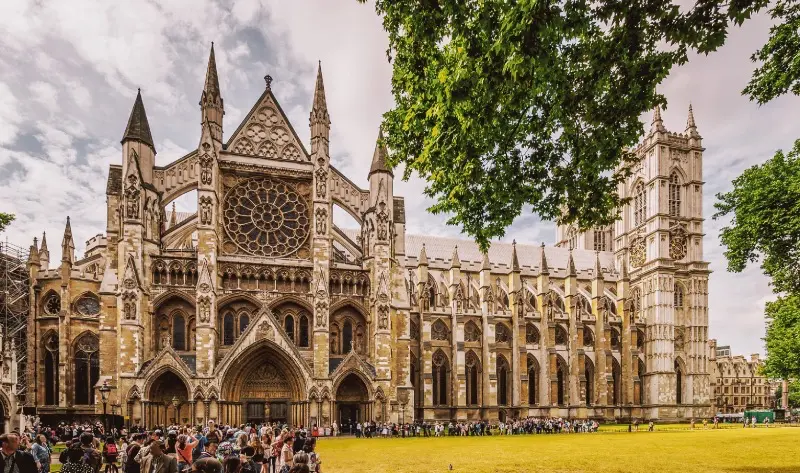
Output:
top-left (223, 456), bottom-right (241, 473)
top-left (0, 433), bottom-right (37, 473)
top-left (102, 436), bottom-right (120, 473)
top-left (302, 438), bottom-right (320, 473)
top-left (125, 434), bottom-right (143, 473)
top-left (80, 432), bottom-right (102, 473)
top-left (30, 434), bottom-right (51, 473)
top-left (238, 447), bottom-right (258, 473)
top-left (191, 429), bottom-right (207, 463)
top-left (176, 435), bottom-right (200, 472)
top-left (703, 418), bottom-right (708, 429)
top-left (60, 443), bottom-right (95, 473)
top-left (199, 440), bottom-right (218, 461)
top-left (191, 458), bottom-right (222, 473)
top-left (278, 436), bottom-right (294, 473)
top-left (141, 441), bottom-right (178, 473)
top-left (648, 421), bottom-right (654, 432)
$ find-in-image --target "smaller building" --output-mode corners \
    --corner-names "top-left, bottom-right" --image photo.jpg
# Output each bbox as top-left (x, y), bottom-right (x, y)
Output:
top-left (708, 340), bottom-right (777, 414)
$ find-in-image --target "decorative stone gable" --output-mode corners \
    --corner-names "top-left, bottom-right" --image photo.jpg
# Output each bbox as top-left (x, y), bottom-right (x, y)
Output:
top-left (227, 90), bottom-right (308, 163)
top-left (214, 304), bottom-right (314, 386)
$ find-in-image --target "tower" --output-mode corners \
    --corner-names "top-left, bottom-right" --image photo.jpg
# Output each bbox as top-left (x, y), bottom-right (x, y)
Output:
top-left (366, 128), bottom-right (394, 383)
top-left (615, 104), bottom-right (710, 420)
top-left (116, 89), bottom-right (158, 388)
top-left (310, 62), bottom-right (332, 379)
top-left (195, 44), bottom-right (224, 376)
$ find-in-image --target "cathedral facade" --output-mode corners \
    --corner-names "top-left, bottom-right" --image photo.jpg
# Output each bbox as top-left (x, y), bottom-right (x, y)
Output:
top-left (24, 46), bottom-right (711, 427)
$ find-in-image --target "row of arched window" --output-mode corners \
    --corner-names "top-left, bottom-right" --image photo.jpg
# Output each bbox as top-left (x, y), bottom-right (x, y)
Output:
top-left (632, 171), bottom-right (683, 227)
top-left (422, 350), bottom-right (636, 407)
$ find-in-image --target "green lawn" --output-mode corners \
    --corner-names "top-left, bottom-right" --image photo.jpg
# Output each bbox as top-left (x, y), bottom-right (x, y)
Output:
top-left (316, 426), bottom-right (800, 473)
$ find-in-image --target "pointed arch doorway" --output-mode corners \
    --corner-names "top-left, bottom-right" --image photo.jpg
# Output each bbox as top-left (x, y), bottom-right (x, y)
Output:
top-left (335, 373), bottom-right (370, 430)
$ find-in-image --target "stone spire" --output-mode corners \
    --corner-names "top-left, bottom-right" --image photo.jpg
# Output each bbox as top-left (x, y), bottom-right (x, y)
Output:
top-left (200, 43), bottom-right (224, 143)
top-left (481, 251), bottom-right (491, 270)
top-left (169, 202), bottom-right (177, 227)
top-left (650, 105), bottom-right (665, 133)
top-left (510, 240), bottom-right (520, 272)
top-left (567, 249), bottom-right (577, 277)
top-left (686, 103), bottom-right (699, 137)
top-left (594, 251), bottom-right (603, 279)
top-left (620, 257), bottom-right (629, 280)
top-left (202, 43), bottom-right (220, 100)
top-left (450, 245), bottom-right (461, 269)
top-left (369, 128), bottom-right (392, 178)
top-left (121, 89), bottom-right (155, 151)
top-left (61, 216), bottom-right (75, 263)
top-left (28, 237), bottom-right (39, 265)
top-left (39, 232), bottom-right (50, 269)
top-left (418, 243), bottom-right (429, 266)
top-left (310, 61), bottom-right (330, 126)
top-left (539, 242), bottom-right (549, 275)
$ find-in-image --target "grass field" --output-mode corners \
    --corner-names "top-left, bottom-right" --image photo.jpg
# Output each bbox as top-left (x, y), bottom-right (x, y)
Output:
top-left (316, 427), bottom-right (800, 473)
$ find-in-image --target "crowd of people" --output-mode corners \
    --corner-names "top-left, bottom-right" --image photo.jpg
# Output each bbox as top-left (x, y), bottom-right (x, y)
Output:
top-left (341, 417), bottom-right (602, 438)
top-left (0, 421), bottom-right (322, 473)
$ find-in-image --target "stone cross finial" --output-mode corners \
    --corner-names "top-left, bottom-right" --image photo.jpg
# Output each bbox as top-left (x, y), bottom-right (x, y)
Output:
top-left (264, 75), bottom-right (273, 90)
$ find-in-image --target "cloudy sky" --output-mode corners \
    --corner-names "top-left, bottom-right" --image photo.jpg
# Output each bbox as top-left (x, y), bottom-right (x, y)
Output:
top-left (1, 0), bottom-right (797, 357)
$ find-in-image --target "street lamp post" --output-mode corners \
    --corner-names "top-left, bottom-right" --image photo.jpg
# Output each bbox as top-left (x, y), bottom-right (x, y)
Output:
top-left (171, 396), bottom-right (180, 426)
top-left (99, 382), bottom-right (111, 434)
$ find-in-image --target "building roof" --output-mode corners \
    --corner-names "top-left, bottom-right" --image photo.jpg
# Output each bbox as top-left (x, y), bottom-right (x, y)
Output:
top-left (339, 228), bottom-right (616, 277)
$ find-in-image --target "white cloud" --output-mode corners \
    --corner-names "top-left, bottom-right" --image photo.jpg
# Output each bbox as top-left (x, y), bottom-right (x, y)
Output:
top-left (0, 82), bottom-right (22, 145)
top-left (0, 0), bottom-right (797, 359)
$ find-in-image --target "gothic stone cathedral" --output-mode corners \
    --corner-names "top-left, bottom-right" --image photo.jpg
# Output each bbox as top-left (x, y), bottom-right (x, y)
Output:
top-left (25, 45), bottom-right (711, 427)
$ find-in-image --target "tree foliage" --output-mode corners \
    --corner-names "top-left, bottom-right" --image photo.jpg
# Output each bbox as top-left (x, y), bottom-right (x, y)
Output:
top-left (0, 212), bottom-right (14, 233)
top-left (761, 294), bottom-right (800, 380)
top-left (714, 140), bottom-right (800, 295)
top-left (360, 0), bottom-right (767, 249)
top-left (744, 0), bottom-right (800, 103)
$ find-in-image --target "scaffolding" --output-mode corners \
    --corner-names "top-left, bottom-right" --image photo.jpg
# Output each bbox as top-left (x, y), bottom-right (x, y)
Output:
top-left (0, 240), bottom-right (29, 404)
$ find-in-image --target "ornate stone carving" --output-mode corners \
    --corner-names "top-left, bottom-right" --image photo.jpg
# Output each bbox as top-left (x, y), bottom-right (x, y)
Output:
top-left (197, 296), bottom-right (211, 324)
top-left (376, 201), bottom-right (389, 241)
top-left (431, 320), bottom-right (449, 341)
top-left (315, 166), bottom-right (327, 198)
top-left (199, 196), bottom-right (213, 225)
top-left (630, 237), bottom-right (646, 268)
top-left (75, 295), bottom-right (100, 317)
top-left (121, 292), bottom-right (137, 320)
top-left (125, 174), bottom-right (140, 219)
top-left (377, 306), bottom-right (389, 330)
top-left (464, 322), bottom-right (481, 342)
top-left (257, 320), bottom-right (275, 340)
top-left (199, 149), bottom-right (213, 186)
top-left (44, 293), bottom-right (61, 315)
top-left (222, 177), bottom-right (310, 257)
top-left (315, 208), bottom-right (327, 235)
top-left (669, 224), bottom-right (688, 260)
top-left (315, 299), bottom-right (328, 328)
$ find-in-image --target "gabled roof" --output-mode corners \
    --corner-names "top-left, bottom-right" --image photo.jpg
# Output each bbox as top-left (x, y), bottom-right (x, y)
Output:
top-left (224, 82), bottom-right (309, 162)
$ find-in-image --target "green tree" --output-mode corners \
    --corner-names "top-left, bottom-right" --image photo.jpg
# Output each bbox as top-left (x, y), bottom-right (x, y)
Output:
top-left (359, 0), bottom-right (769, 249)
top-left (714, 140), bottom-right (800, 295)
top-left (0, 212), bottom-right (14, 233)
top-left (761, 295), bottom-right (800, 380)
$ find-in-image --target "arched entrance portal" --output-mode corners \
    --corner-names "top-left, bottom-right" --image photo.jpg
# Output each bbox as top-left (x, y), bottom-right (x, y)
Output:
top-left (336, 374), bottom-right (370, 430)
top-left (147, 371), bottom-right (190, 426)
top-left (221, 342), bottom-right (307, 426)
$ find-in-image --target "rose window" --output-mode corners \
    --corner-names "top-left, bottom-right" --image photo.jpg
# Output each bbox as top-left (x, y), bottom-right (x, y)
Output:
top-left (223, 177), bottom-right (310, 257)
top-left (75, 295), bottom-right (101, 317)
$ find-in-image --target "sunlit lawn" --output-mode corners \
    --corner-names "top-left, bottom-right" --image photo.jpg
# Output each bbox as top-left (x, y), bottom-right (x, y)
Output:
top-left (316, 426), bottom-right (800, 473)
